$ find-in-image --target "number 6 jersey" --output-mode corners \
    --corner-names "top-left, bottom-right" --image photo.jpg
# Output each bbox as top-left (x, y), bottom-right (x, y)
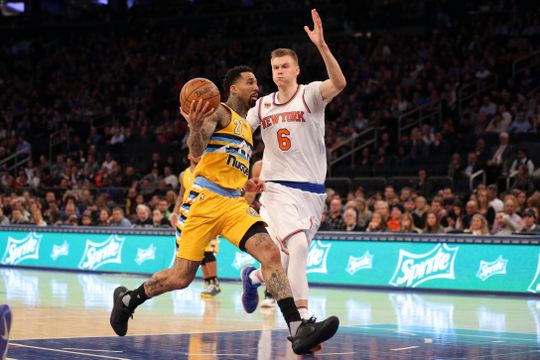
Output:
top-left (246, 81), bottom-right (328, 184)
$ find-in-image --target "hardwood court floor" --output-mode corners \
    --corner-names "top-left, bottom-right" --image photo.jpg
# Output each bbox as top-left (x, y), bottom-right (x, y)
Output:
top-left (2, 268), bottom-right (540, 359)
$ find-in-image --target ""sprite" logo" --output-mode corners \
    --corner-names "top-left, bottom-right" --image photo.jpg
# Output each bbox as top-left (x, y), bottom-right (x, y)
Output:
top-left (389, 244), bottom-right (459, 288)
top-left (78, 235), bottom-right (125, 270)
top-left (1, 232), bottom-right (42, 265)
top-left (306, 240), bottom-right (332, 274)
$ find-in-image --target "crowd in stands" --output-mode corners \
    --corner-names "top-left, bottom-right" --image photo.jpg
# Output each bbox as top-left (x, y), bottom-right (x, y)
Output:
top-left (0, 1), bottom-right (539, 234)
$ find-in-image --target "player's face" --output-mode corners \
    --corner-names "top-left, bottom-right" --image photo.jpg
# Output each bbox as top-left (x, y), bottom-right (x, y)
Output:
top-left (271, 55), bottom-right (300, 87)
top-left (233, 72), bottom-right (259, 107)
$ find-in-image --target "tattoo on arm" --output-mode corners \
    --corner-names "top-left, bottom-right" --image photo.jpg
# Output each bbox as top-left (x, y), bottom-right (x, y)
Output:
top-left (187, 115), bottom-right (219, 158)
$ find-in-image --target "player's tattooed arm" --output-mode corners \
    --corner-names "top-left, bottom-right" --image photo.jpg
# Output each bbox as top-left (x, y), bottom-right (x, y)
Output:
top-left (185, 100), bottom-right (220, 158)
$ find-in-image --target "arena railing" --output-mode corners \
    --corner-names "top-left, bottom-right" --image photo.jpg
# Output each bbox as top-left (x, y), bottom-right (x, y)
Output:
top-left (327, 126), bottom-right (378, 176)
top-left (0, 149), bottom-right (31, 176)
top-left (397, 99), bottom-right (442, 143)
top-left (457, 74), bottom-right (498, 119)
top-left (512, 50), bottom-right (540, 78)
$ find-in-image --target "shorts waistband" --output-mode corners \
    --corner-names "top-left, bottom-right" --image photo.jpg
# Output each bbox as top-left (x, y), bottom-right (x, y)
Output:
top-left (269, 180), bottom-right (326, 194)
top-left (193, 176), bottom-right (242, 198)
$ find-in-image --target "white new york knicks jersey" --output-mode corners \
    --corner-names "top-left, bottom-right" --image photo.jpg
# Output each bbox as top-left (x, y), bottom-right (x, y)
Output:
top-left (247, 81), bottom-right (328, 184)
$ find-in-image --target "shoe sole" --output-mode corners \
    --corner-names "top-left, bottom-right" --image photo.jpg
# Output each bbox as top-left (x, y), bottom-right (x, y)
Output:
top-left (110, 286), bottom-right (128, 336)
top-left (200, 290), bottom-right (221, 299)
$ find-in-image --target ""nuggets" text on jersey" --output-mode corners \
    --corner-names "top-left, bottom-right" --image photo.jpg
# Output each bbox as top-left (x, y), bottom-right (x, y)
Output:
top-left (226, 154), bottom-right (249, 176)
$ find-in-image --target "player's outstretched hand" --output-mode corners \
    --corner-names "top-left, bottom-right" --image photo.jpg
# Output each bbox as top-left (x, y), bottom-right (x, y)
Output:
top-left (304, 8), bottom-right (326, 48)
top-left (244, 178), bottom-right (266, 193)
top-left (180, 99), bottom-right (216, 131)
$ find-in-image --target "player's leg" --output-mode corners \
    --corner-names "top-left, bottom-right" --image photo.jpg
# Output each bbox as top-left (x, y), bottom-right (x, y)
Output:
top-left (110, 257), bottom-right (200, 336)
top-left (200, 251), bottom-right (221, 297)
top-left (284, 231), bottom-right (310, 319)
top-left (0, 304), bottom-right (12, 360)
top-left (241, 225), bottom-right (339, 355)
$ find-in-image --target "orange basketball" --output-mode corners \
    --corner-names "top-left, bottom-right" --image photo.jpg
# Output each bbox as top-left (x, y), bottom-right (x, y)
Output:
top-left (179, 78), bottom-right (221, 115)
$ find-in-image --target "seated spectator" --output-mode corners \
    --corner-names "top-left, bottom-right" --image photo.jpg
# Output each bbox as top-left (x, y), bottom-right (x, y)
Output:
top-left (343, 208), bottom-right (363, 231)
top-left (133, 204), bottom-right (153, 227)
top-left (374, 200), bottom-right (390, 222)
top-left (493, 211), bottom-right (520, 235)
top-left (485, 113), bottom-right (511, 133)
top-left (509, 148), bottom-right (535, 175)
top-left (328, 199), bottom-right (346, 230)
top-left (520, 209), bottom-right (539, 233)
top-left (152, 209), bottom-right (170, 228)
top-left (30, 208), bottom-right (47, 226)
top-left (366, 212), bottom-right (386, 232)
top-left (97, 208), bottom-right (110, 226)
top-left (409, 196), bottom-right (425, 223)
top-left (0, 208), bottom-right (9, 225)
top-left (81, 211), bottom-right (94, 226)
top-left (465, 214), bottom-right (489, 235)
top-left (476, 189), bottom-right (496, 226)
top-left (462, 200), bottom-right (478, 230)
top-left (399, 213), bottom-right (421, 233)
top-left (10, 209), bottom-right (31, 225)
top-left (318, 206), bottom-right (333, 231)
top-left (387, 205), bottom-right (403, 232)
top-left (487, 184), bottom-right (504, 212)
top-left (511, 165), bottom-right (535, 195)
top-left (508, 111), bottom-right (532, 133)
top-left (110, 207), bottom-right (131, 227)
top-left (356, 198), bottom-right (372, 229)
top-left (423, 211), bottom-right (444, 234)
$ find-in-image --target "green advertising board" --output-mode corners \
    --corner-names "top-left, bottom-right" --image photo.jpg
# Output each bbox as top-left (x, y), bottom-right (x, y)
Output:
top-left (1, 227), bottom-right (540, 294)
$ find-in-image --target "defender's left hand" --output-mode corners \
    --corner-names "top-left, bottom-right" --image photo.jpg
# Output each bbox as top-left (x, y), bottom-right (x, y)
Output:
top-left (304, 9), bottom-right (326, 48)
top-left (244, 178), bottom-right (266, 193)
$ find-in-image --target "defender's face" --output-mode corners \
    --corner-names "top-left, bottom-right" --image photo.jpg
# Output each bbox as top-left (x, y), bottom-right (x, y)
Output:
top-left (232, 72), bottom-right (259, 107)
top-left (271, 55), bottom-right (299, 87)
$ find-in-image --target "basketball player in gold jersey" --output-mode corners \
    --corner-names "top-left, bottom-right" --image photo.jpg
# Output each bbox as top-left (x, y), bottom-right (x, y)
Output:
top-left (174, 153), bottom-right (222, 298)
top-left (110, 66), bottom-right (339, 354)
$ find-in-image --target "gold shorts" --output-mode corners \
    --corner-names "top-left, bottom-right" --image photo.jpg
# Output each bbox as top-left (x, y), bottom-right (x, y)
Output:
top-left (175, 187), bottom-right (263, 261)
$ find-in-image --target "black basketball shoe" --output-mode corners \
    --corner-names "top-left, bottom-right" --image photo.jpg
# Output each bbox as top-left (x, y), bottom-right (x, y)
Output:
top-left (110, 286), bottom-right (133, 336)
top-left (288, 315), bottom-right (339, 355)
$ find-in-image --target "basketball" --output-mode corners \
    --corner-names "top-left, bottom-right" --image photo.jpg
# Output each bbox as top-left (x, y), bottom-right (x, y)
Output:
top-left (179, 78), bottom-right (221, 115)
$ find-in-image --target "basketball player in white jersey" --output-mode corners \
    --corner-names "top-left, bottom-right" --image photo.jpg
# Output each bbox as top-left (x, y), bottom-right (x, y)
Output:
top-left (241, 9), bottom-right (346, 320)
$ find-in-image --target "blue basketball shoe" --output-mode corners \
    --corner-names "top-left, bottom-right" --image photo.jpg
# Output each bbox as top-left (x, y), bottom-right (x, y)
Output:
top-left (240, 266), bottom-right (260, 313)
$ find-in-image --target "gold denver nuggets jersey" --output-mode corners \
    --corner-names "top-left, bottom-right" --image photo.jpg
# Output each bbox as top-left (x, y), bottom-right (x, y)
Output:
top-left (181, 166), bottom-right (194, 203)
top-left (193, 103), bottom-right (253, 190)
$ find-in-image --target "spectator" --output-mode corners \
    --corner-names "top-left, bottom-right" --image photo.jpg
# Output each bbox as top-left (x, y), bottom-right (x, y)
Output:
top-left (399, 213), bottom-right (421, 233)
top-left (493, 211), bottom-right (520, 235)
top-left (343, 208), bottom-right (363, 231)
top-left (511, 165), bottom-right (535, 195)
top-left (110, 207), bottom-right (131, 227)
top-left (97, 208), bottom-right (111, 226)
top-left (423, 212), bottom-right (444, 234)
top-left (10, 209), bottom-right (31, 225)
top-left (81, 212), bottom-right (94, 226)
top-left (328, 199), bottom-right (346, 230)
top-left (133, 204), bottom-right (153, 227)
top-left (366, 212), bottom-right (386, 232)
top-left (509, 149), bottom-right (535, 175)
top-left (487, 184), bottom-right (504, 212)
top-left (152, 209), bottom-right (170, 228)
top-left (387, 205), bottom-right (403, 232)
top-left (163, 166), bottom-right (179, 189)
top-left (30, 208), bottom-right (47, 226)
top-left (355, 198), bottom-right (372, 229)
top-left (476, 189), bottom-right (496, 226)
top-left (462, 200), bottom-right (478, 230)
top-left (413, 196), bottom-right (429, 229)
top-left (465, 214), bottom-right (489, 235)
top-left (0, 208), bottom-right (10, 225)
top-left (318, 206), bottom-right (333, 231)
top-left (486, 132), bottom-right (513, 180)
top-left (520, 209), bottom-right (539, 233)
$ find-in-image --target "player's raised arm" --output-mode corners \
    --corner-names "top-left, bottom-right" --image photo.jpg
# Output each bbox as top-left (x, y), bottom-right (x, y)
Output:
top-left (182, 99), bottom-right (220, 158)
top-left (304, 8), bottom-right (346, 102)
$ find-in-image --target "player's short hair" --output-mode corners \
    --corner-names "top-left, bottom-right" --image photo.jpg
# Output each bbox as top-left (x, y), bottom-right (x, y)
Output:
top-left (222, 65), bottom-right (253, 94)
top-left (271, 48), bottom-right (299, 65)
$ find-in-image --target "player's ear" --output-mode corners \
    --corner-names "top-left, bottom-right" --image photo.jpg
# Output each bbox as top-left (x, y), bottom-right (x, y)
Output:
top-left (230, 84), bottom-right (238, 95)
top-left (295, 66), bottom-right (300, 76)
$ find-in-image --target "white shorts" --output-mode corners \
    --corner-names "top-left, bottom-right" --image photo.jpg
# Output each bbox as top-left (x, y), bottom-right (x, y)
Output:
top-left (259, 182), bottom-right (326, 249)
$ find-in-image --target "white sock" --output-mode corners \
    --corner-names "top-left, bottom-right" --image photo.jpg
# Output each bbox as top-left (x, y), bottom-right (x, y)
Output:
top-left (298, 307), bottom-right (309, 320)
top-left (249, 268), bottom-right (264, 286)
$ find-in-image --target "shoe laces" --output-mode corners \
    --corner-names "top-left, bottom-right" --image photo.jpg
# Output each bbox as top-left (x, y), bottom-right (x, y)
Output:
top-left (304, 316), bottom-right (317, 324)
